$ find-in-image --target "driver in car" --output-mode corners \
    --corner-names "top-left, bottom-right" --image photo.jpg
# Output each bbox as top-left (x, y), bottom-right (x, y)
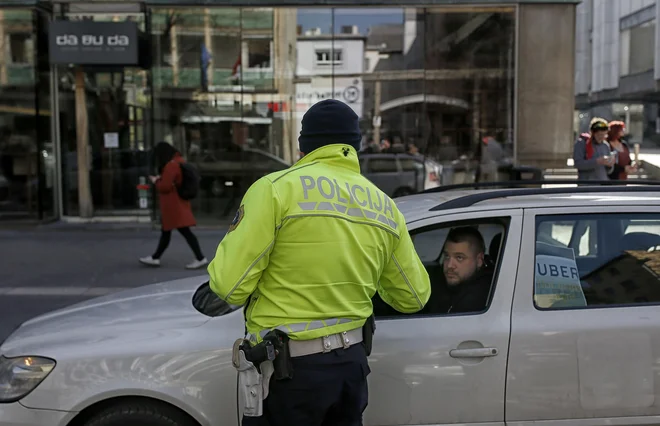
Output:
top-left (442, 227), bottom-right (493, 314)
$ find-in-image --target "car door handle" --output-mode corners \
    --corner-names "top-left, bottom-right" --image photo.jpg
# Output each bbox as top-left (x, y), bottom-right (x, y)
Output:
top-left (449, 347), bottom-right (499, 358)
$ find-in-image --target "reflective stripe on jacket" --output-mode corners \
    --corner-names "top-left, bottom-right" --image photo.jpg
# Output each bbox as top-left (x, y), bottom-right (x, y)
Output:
top-left (208, 144), bottom-right (431, 341)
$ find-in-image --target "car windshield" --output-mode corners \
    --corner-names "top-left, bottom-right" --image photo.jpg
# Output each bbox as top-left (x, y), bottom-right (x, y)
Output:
top-left (192, 282), bottom-right (240, 317)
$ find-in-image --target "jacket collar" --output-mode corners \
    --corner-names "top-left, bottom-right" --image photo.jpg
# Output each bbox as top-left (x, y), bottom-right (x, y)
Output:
top-left (448, 268), bottom-right (491, 295)
top-left (294, 144), bottom-right (360, 173)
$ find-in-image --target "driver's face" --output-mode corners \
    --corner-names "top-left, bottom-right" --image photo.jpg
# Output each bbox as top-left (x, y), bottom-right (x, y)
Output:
top-left (443, 241), bottom-right (484, 286)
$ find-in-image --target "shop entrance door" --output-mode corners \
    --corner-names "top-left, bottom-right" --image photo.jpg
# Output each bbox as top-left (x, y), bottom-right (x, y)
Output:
top-left (59, 68), bottom-right (152, 217)
top-left (92, 76), bottom-right (151, 216)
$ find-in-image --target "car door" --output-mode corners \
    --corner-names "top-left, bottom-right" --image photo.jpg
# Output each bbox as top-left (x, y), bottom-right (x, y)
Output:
top-left (399, 157), bottom-right (426, 192)
top-left (362, 156), bottom-right (402, 197)
top-left (364, 209), bottom-right (522, 426)
top-left (507, 206), bottom-right (660, 426)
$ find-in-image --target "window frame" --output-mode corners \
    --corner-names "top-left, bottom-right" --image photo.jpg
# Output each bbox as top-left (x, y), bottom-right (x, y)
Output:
top-left (523, 207), bottom-right (660, 313)
top-left (365, 157), bottom-right (399, 173)
top-left (314, 49), bottom-right (343, 66)
top-left (373, 213), bottom-right (515, 321)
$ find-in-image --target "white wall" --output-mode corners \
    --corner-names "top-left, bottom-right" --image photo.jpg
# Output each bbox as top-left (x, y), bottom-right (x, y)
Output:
top-left (591, 0), bottom-right (619, 92)
top-left (575, 0), bottom-right (592, 95)
top-left (295, 38), bottom-right (365, 144)
top-left (296, 39), bottom-right (365, 76)
top-left (576, 0), bottom-right (658, 95)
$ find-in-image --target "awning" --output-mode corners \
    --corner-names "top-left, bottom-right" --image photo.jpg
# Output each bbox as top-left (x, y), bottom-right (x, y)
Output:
top-left (0, 105), bottom-right (51, 116)
top-left (180, 102), bottom-right (272, 125)
top-left (0, 0), bottom-right (39, 6)
top-left (380, 94), bottom-right (469, 112)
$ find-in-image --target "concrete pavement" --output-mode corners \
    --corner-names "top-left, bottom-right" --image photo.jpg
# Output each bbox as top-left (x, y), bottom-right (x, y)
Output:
top-left (0, 226), bottom-right (227, 342)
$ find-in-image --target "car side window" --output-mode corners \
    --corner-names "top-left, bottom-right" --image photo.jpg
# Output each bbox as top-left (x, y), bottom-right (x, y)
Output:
top-left (373, 218), bottom-right (510, 319)
top-left (534, 214), bottom-right (660, 310)
top-left (399, 159), bottom-right (424, 172)
top-left (367, 159), bottom-right (398, 173)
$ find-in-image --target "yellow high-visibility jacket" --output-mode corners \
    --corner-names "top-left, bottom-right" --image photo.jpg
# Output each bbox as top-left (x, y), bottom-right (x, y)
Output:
top-left (208, 144), bottom-right (431, 341)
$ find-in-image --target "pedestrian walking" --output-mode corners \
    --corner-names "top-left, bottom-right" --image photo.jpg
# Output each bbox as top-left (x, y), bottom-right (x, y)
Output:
top-left (607, 121), bottom-right (637, 180)
top-left (573, 117), bottom-right (615, 181)
top-left (139, 141), bottom-right (208, 269)
top-left (208, 99), bottom-right (431, 426)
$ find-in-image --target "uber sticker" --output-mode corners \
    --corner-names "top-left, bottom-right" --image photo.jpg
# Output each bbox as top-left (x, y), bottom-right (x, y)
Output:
top-left (228, 204), bottom-right (245, 233)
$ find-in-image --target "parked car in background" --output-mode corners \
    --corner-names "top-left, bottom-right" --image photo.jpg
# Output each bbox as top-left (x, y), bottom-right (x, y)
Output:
top-left (359, 153), bottom-right (442, 197)
top-left (5, 182), bottom-right (660, 426)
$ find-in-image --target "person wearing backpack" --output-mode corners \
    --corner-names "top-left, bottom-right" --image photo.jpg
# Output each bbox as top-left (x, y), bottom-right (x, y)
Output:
top-left (139, 141), bottom-right (208, 269)
top-left (573, 117), bottom-right (615, 181)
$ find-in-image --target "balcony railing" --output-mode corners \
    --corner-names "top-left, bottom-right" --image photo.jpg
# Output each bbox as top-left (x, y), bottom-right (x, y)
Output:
top-left (2, 64), bottom-right (35, 86)
top-left (152, 67), bottom-right (274, 90)
top-left (151, 9), bottom-right (272, 31)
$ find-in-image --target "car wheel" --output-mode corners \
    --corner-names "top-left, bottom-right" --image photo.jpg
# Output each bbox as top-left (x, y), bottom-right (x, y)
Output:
top-left (393, 187), bottom-right (415, 198)
top-left (84, 401), bottom-right (198, 426)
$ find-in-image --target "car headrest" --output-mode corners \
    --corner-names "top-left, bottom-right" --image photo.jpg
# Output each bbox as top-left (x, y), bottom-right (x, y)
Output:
top-left (489, 233), bottom-right (503, 261)
top-left (620, 232), bottom-right (660, 251)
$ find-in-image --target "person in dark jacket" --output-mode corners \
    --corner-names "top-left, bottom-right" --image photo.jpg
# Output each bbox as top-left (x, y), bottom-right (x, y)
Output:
top-left (573, 117), bottom-right (614, 181)
top-left (139, 142), bottom-right (208, 269)
top-left (442, 226), bottom-right (492, 314)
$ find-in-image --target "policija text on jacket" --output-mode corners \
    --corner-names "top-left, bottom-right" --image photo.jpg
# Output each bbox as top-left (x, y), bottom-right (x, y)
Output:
top-left (208, 143), bottom-right (431, 342)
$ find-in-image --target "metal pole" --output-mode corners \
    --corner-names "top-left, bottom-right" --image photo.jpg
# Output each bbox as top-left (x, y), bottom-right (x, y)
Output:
top-left (373, 80), bottom-right (381, 145)
top-left (75, 67), bottom-right (93, 218)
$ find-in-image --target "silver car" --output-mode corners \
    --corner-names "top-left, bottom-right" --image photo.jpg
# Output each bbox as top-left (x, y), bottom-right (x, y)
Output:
top-left (3, 184), bottom-right (660, 426)
top-left (359, 153), bottom-right (442, 197)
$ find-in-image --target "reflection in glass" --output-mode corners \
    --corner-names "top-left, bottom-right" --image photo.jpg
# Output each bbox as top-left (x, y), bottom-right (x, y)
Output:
top-left (0, 9), bottom-right (55, 219)
top-left (146, 6), bottom-right (516, 223)
top-left (58, 12), bottom-right (149, 216)
top-left (151, 7), bottom-right (297, 223)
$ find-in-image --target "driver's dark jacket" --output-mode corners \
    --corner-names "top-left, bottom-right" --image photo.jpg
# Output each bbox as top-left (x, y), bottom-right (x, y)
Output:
top-left (372, 267), bottom-right (493, 316)
top-left (445, 269), bottom-right (493, 314)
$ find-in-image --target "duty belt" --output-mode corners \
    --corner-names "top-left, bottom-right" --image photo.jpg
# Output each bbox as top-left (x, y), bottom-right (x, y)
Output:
top-left (288, 328), bottom-right (363, 357)
top-left (246, 327), bottom-right (363, 358)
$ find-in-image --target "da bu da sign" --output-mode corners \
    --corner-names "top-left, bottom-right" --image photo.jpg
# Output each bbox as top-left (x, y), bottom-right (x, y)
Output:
top-left (49, 21), bottom-right (139, 66)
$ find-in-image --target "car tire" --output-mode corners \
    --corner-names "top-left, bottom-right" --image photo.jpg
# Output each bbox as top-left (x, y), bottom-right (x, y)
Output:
top-left (84, 401), bottom-right (198, 426)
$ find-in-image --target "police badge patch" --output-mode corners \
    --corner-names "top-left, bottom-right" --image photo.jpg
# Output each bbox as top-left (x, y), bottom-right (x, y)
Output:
top-left (228, 204), bottom-right (245, 233)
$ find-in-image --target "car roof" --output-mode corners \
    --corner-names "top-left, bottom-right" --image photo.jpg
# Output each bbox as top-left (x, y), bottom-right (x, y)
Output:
top-left (359, 153), bottom-right (419, 160)
top-left (396, 186), bottom-right (660, 223)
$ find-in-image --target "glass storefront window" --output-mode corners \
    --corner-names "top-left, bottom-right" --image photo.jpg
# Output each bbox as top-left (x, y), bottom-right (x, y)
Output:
top-left (58, 10), bottom-right (150, 216)
top-left (148, 6), bottom-right (515, 223)
top-left (152, 7), bottom-right (296, 224)
top-left (0, 8), bottom-right (54, 220)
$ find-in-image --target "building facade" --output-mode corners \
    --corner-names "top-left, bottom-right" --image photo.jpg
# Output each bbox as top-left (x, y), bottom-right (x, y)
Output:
top-left (575, 0), bottom-right (660, 146)
top-left (295, 26), bottom-right (366, 144)
top-left (0, 0), bottom-right (578, 224)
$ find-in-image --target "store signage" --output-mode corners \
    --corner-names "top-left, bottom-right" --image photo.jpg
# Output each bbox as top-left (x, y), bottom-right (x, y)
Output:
top-left (296, 86), bottom-right (361, 105)
top-left (49, 21), bottom-right (139, 66)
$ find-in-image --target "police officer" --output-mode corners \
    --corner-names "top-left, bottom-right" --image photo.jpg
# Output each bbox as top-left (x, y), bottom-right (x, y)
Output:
top-left (208, 99), bottom-right (431, 426)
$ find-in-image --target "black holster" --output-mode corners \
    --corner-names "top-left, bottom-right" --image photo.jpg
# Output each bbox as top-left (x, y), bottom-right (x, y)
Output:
top-left (362, 314), bottom-right (376, 356)
top-left (239, 339), bottom-right (276, 374)
top-left (262, 330), bottom-right (294, 381)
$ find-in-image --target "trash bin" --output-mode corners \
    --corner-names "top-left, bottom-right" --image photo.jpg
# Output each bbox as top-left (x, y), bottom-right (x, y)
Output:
top-left (510, 165), bottom-right (543, 181)
top-left (496, 164), bottom-right (543, 186)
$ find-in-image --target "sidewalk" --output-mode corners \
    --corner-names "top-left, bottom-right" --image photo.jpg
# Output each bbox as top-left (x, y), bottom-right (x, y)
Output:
top-left (0, 219), bottom-right (230, 233)
top-left (0, 227), bottom-right (227, 290)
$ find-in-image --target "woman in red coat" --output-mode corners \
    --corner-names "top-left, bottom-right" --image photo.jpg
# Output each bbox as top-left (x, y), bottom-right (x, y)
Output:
top-left (607, 121), bottom-right (638, 180)
top-left (139, 142), bottom-right (208, 269)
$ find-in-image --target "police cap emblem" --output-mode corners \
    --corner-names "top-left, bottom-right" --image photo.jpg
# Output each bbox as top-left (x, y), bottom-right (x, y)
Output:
top-left (228, 204), bottom-right (245, 233)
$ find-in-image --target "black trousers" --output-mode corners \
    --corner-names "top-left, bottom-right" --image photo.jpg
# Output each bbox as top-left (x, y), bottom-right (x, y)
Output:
top-left (243, 343), bottom-right (370, 426)
top-left (152, 227), bottom-right (204, 261)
